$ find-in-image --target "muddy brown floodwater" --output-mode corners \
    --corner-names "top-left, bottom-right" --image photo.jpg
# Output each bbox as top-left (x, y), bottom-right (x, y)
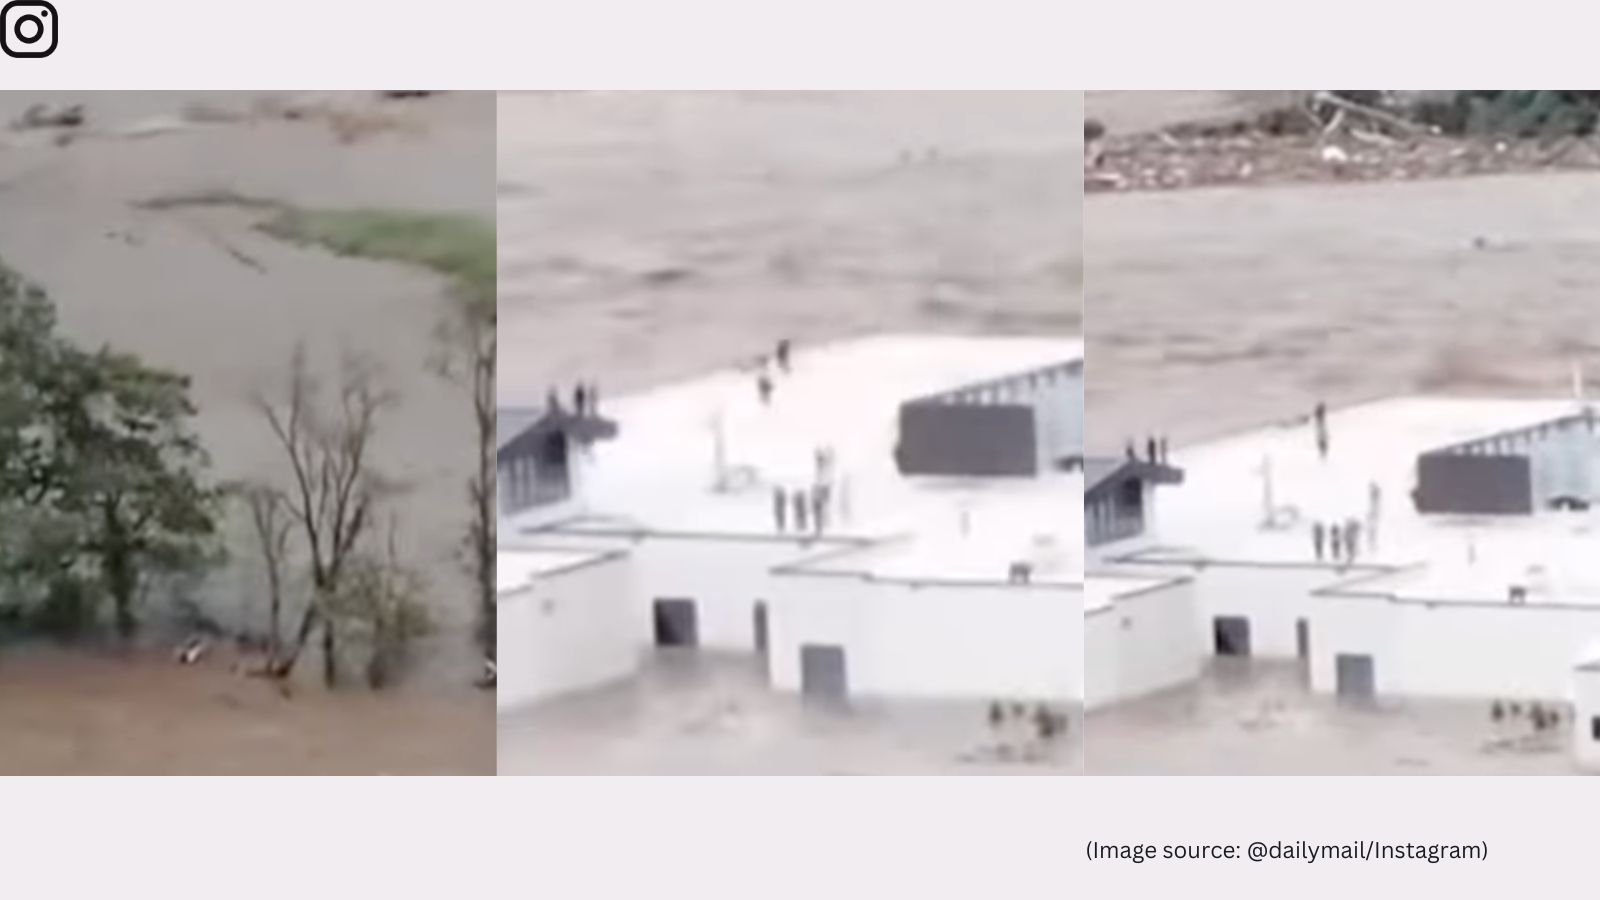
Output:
top-left (497, 91), bottom-right (1083, 403)
top-left (0, 92), bottom-right (494, 773)
top-left (0, 646), bottom-right (493, 774)
top-left (1087, 170), bottom-right (1600, 453)
top-left (499, 656), bottom-right (1080, 775)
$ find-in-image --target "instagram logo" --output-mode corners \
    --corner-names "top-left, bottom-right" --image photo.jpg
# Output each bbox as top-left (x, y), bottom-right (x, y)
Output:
top-left (2, 1), bottom-right (57, 58)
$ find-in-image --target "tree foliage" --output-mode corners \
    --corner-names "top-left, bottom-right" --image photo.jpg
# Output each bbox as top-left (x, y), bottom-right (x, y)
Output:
top-left (0, 262), bottom-right (219, 639)
top-left (1343, 91), bottom-right (1600, 139)
top-left (325, 518), bottom-right (434, 690)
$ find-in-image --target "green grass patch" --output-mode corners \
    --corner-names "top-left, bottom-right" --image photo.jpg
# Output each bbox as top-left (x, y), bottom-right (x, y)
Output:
top-left (134, 189), bottom-right (282, 212)
top-left (258, 208), bottom-right (495, 305)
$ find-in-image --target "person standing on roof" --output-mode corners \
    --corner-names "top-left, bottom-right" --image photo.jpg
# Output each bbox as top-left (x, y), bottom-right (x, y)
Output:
top-left (811, 483), bottom-right (830, 534)
top-left (815, 445), bottom-right (836, 488)
top-left (776, 338), bottom-right (792, 373)
top-left (773, 486), bottom-right (788, 533)
top-left (1312, 521), bottom-right (1325, 561)
top-left (1366, 480), bottom-right (1381, 551)
top-left (792, 490), bottom-right (809, 533)
top-left (1328, 519), bottom-right (1343, 562)
top-left (1314, 402), bottom-right (1330, 460)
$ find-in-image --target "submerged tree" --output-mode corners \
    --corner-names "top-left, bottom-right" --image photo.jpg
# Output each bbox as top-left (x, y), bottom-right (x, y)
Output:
top-left (432, 275), bottom-right (496, 665)
top-left (257, 345), bottom-right (393, 685)
top-left (240, 481), bottom-right (293, 660)
top-left (42, 348), bottom-right (221, 638)
top-left (326, 516), bottom-right (434, 689)
top-left (0, 263), bottom-right (63, 506)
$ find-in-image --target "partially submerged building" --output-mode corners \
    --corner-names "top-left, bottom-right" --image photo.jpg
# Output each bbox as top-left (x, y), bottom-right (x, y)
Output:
top-left (1088, 393), bottom-right (1600, 756)
top-left (497, 334), bottom-right (1086, 708)
top-left (1083, 571), bottom-right (1199, 709)
top-left (495, 546), bottom-right (635, 710)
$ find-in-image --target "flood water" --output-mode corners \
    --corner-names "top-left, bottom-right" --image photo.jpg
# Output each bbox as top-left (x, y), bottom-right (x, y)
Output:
top-left (0, 92), bottom-right (495, 773)
top-left (499, 654), bottom-right (1081, 775)
top-left (496, 91), bottom-right (1084, 404)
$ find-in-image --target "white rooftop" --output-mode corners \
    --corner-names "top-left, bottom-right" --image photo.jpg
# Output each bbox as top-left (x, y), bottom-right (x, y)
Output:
top-left (1123, 395), bottom-right (1600, 608)
top-left (497, 547), bottom-right (615, 596)
top-left (1083, 573), bottom-right (1183, 613)
top-left (1578, 640), bottom-right (1600, 670)
top-left (786, 471), bottom-right (1084, 586)
top-left (508, 332), bottom-right (1083, 548)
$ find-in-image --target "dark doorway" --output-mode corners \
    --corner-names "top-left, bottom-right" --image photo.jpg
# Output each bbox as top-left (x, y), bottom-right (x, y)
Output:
top-left (753, 602), bottom-right (769, 655)
top-left (800, 644), bottom-right (848, 701)
top-left (653, 598), bottom-right (699, 648)
top-left (1295, 618), bottom-right (1310, 660)
top-left (534, 432), bottom-right (571, 501)
top-left (1335, 653), bottom-right (1375, 699)
top-left (1117, 477), bottom-right (1144, 529)
top-left (537, 432), bottom-right (568, 473)
top-left (1212, 616), bottom-right (1251, 657)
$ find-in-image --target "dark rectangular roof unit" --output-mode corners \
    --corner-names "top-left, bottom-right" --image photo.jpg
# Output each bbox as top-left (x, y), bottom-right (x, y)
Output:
top-left (1412, 409), bottom-right (1596, 515)
top-left (895, 401), bottom-right (1038, 477)
top-left (1414, 452), bottom-right (1532, 515)
top-left (892, 359), bottom-right (1082, 478)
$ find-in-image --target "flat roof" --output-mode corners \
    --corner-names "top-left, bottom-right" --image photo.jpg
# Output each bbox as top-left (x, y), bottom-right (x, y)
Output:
top-left (1578, 641), bottom-right (1600, 672)
top-left (506, 333), bottom-right (1083, 542)
top-left (1115, 395), bottom-right (1600, 609)
top-left (784, 472), bottom-right (1084, 586)
top-left (1083, 573), bottom-right (1186, 613)
top-left (496, 547), bottom-right (617, 595)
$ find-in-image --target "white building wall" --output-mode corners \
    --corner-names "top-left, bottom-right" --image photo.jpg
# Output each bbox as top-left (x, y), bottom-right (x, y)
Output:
top-left (1307, 596), bottom-right (1399, 695)
top-left (768, 576), bottom-right (1083, 702)
top-left (518, 530), bottom-right (841, 653)
top-left (1084, 579), bottom-right (1201, 710)
top-left (1312, 596), bottom-right (1600, 700)
top-left (1573, 664), bottom-right (1600, 771)
top-left (1184, 563), bottom-right (1334, 658)
top-left (627, 535), bottom-right (837, 652)
top-left (496, 554), bottom-right (639, 710)
top-left (1083, 610), bottom-right (1116, 707)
